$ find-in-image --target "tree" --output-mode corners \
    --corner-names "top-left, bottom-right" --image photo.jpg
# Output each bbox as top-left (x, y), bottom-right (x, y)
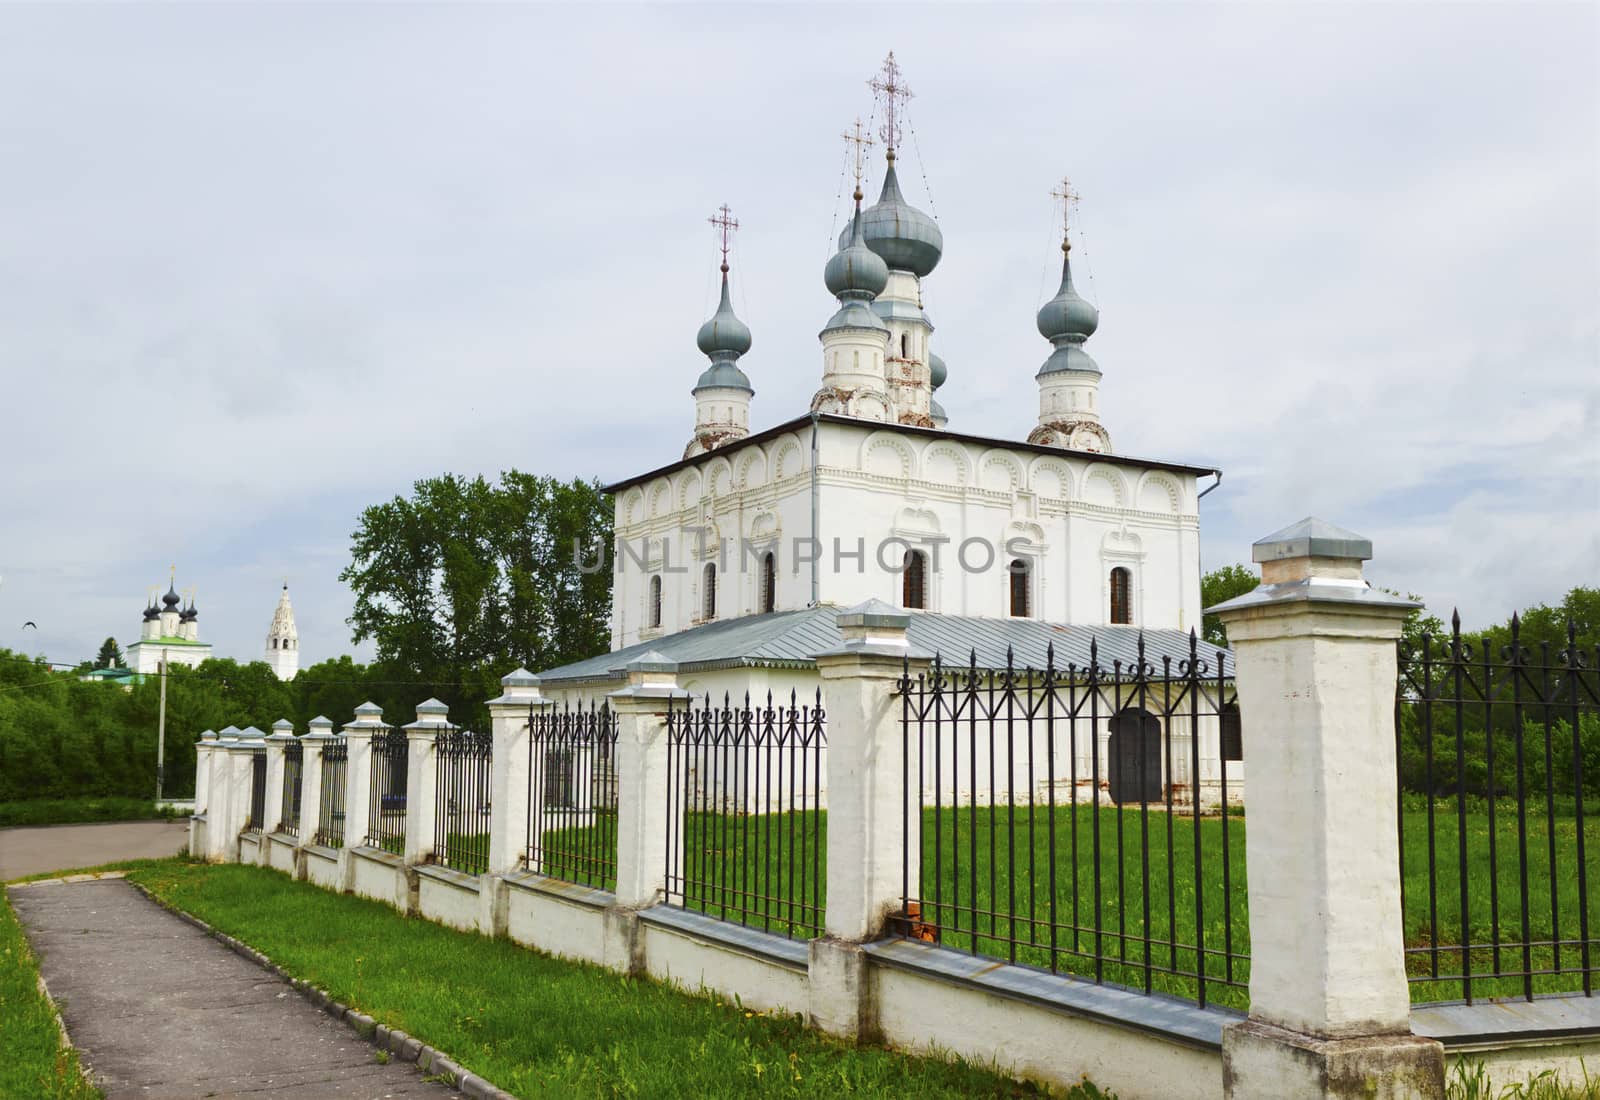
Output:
top-left (1200, 564), bottom-right (1260, 647)
top-left (340, 471), bottom-right (612, 728)
top-left (96, 637), bottom-right (123, 668)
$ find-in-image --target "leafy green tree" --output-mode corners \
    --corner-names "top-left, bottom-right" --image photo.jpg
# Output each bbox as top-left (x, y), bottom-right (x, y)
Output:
top-left (1200, 564), bottom-right (1260, 647)
top-left (96, 637), bottom-right (122, 668)
top-left (340, 472), bottom-right (612, 728)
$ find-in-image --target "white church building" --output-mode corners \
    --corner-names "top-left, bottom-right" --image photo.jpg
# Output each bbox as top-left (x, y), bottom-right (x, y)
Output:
top-left (536, 56), bottom-right (1233, 805)
top-left (126, 580), bottom-right (213, 673)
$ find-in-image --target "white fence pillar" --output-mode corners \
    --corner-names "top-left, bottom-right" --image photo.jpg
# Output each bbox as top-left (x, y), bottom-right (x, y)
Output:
top-left (218, 738), bottom-right (258, 863)
top-left (340, 703), bottom-right (385, 891)
top-left (1211, 518), bottom-right (1444, 1099)
top-left (203, 728), bottom-right (241, 860)
top-left (487, 670), bottom-right (548, 877)
top-left (298, 717), bottom-right (333, 850)
top-left (190, 729), bottom-right (218, 858)
top-left (403, 700), bottom-right (448, 865)
top-left (809, 600), bottom-right (928, 1041)
top-left (263, 719), bottom-right (293, 839)
top-left (609, 654), bottom-right (686, 912)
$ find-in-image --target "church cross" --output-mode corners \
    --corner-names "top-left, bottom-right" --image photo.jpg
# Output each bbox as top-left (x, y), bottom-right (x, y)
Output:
top-left (1050, 176), bottom-right (1080, 243)
top-left (708, 204), bottom-right (739, 271)
top-left (842, 118), bottom-right (874, 197)
top-left (869, 51), bottom-right (913, 152)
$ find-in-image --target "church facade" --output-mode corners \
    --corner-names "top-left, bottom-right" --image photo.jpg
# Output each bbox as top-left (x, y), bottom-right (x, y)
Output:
top-left (537, 56), bottom-right (1233, 806)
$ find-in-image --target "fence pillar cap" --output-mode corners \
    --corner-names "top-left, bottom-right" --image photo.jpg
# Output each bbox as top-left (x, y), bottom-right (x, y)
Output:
top-left (501, 668), bottom-right (540, 689)
top-left (269, 718), bottom-right (296, 736)
top-left (306, 716), bottom-right (334, 733)
top-left (609, 652), bottom-right (688, 701)
top-left (218, 725), bottom-right (241, 740)
top-left (239, 726), bottom-right (266, 740)
top-left (813, 599), bottom-right (931, 663)
top-left (1209, 516), bottom-right (1419, 622)
top-left (199, 729), bottom-right (217, 742)
top-left (353, 701), bottom-right (384, 719)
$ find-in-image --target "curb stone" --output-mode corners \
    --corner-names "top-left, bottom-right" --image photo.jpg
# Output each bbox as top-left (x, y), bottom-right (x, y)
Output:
top-left (123, 878), bottom-right (518, 1100)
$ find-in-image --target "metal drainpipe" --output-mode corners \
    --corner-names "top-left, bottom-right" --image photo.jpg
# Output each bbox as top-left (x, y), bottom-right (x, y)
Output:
top-left (1194, 469), bottom-right (1224, 636)
top-left (809, 411), bottom-right (821, 607)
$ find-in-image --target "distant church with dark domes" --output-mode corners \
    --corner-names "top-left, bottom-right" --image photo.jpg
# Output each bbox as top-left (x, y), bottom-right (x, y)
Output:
top-left (126, 577), bottom-right (213, 673)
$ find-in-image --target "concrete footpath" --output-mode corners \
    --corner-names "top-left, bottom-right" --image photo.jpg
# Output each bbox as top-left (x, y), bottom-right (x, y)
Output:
top-left (0, 818), bottom-right (189, 880)
top-left (8, 876), bottom-right (464, 1099)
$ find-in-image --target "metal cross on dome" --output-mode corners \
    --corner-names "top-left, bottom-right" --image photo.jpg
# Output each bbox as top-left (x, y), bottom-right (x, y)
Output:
top-left (1050, 175), bottom-right (1080, 241)
top-left (869, 51), bottom-right (913, 153)
top-left (708, 204), bottom-right (739, 269)
top-left (842, 117), bottom-right (874, 193)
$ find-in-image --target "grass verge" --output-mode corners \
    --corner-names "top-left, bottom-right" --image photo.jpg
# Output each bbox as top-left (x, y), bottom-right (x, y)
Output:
top-left (0, 798), bottom-right (187, 829)
top-left (126, 860), bottom-right (1107, 1099)
top-left (0, 891), bottom-right (101, 1099)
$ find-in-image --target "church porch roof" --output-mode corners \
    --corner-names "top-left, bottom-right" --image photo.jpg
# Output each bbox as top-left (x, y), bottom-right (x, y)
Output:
top-left (535, 606), bottom-right (1228, 686)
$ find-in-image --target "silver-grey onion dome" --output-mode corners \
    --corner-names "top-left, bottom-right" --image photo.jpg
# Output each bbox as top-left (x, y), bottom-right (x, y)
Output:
top-left (693, 360), bottom-right (753, 393)
top-left (928, 351), bottom-right (947, 390)
top-left (824, 218), bottom-right (889, 298)
top-left (1036, 246), bottom-right (1098, 342)
top-left (836, 158), bottom-right (943, 278)
top-left (696, 270), bottom-right (752, 358)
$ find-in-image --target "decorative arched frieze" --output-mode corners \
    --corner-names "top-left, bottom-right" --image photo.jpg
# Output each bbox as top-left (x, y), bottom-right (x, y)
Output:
top-left (1082, 464), bottom-right (1128, 508)
top-left (647, 478), bottom-right (672, 518)
top-left (1136, 472), bottom-right (1182, 515)
top-left (860, 431), bottom-right (917, 480)
top-left (620, 488), bottom-right (644, 528)
top-left (977, 449), bottom-right (1025, 494)
top-left (735, 447), bottom-right (768, 491)
top-left (704, 456), bottom-right (735, 499)
top-left (675, 467), bottom-right (704, 512)
top-left (768, 435), bottom-right (805, 482)
top-left (1028, 457), bottom-right (1076, 502)
top-left (922, 442), bottom-right (972, 487)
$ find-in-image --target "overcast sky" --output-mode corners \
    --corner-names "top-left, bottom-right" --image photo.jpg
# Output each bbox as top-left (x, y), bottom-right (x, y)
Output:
top-left (2, 2), bottom-right (1595, 670)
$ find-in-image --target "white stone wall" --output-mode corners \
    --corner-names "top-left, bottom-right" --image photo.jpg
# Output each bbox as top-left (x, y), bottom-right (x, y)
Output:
top-left (611, 418), bottom-right (1202, 648)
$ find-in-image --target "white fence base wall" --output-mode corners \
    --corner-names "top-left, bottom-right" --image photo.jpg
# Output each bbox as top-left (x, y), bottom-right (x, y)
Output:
top-left (871, 955), bottom-right (1223, 1100)
top-left (265, 834), bottom-right (298, 876)
top-left (349, 847), bottom-right (408, 910)
top-left (416, 867), bottom-right (481, 933)
top-left (237, 833), bottom-right (260, 865)
top-left (188, 816), bottom-right (207, 859)
top-left (638, 910), bottom-right (809, 1017)
top-left (303, 846), bottom-right (341, 891)
top-left (504, 874), bottom-right (608, 967)
top-left (1446, 1042), bottom-right (1600, 1092)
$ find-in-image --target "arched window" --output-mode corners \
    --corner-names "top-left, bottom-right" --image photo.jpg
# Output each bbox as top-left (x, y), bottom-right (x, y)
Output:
top-left (902, 549), bottom-right (927, 610)
top-left (1110, 567), bottom-right (1132, 625)
top-left (649, 575), bottom-right (662, 629)
top-left (1008, 559), bottom-right (1030, 618)
top-left (900, 333), bottom-right (909, 358)
top-left (760, 552), bottom-right (776, 614)
top-left (703, 562), bottom-right (717, 620)
top-left (271, 638), bottom-right (277, 649)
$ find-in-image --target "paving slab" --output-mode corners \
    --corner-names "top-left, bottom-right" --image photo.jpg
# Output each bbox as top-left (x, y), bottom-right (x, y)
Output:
top-left (0, 819), bottom-right (189, 880)
top-left (8, 877), bottom-right (465, 1099)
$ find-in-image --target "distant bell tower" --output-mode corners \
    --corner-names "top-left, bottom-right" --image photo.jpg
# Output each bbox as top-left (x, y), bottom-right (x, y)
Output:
top-left (265, 583), bottom-right (299, 681)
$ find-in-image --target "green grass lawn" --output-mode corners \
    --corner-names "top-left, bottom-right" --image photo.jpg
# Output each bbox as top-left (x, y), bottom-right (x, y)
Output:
top-left (543, 799), bottom-right (1599, 1011)
top-left (0, 797), bottom-right (188, 829)
top-left (0, 891), bottom-right (100, 1099)
top-left (125, 860), bottom-right (1097, 1099)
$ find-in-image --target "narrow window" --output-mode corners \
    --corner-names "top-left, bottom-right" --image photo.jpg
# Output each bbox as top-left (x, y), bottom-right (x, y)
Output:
top-left (649, 575), bottom-right (662, 629)
top-left (903, 550), bottom-right (927, 610)
top-left (1008, 559), bottom-right (1030, 618)
top-left (900, 333), bottom-right (908, 358)
top-left (760, 552), bottom-right (776, 613)
top-left (1220, 703), bottom-right (1243, 762)
top-left (703, 562), bottom-right (717, 620)
top-left (1110, 567), bottom-right (1132, 625)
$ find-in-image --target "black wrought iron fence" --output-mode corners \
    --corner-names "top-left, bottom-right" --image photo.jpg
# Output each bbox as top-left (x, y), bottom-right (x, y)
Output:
top-left (897, 634), bottom-right (1248, 1011)
top-left (366, 728), bottom-right (408, 852)
top-left (664, 690), bottom-right (827, 940)
top-left (525, 701), bottom-right (619, 888)
top-left (245, 747), bottom-right (267, 833)
top-left (433, 727), bottom-right (492, 875)
top-left (314, 737), bottom-right (348, 847)
top-left (1397, 613), bottom-right (1597, 1004)
top-left (279, 739), bottom-right (304, 836)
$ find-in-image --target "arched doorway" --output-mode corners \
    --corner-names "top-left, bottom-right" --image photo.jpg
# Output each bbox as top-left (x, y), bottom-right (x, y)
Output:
top-left (1108, 708), bottom-right (1162, 804)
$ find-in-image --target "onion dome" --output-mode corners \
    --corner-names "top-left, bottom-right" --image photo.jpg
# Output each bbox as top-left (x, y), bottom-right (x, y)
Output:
top-left (928, 351), bottom-right (947, 390)
top-left (180, 601), bottom-right (197, 623)
top-left (142, 602), bottom-right (159, 622)
top-left (822, 201), bottom-right (890, 336)
top-left (836, 155), bottom-right (942, 278)
top-left (162, 583), bottom-right (181, 609)
top-left (1036, 241), bottom-right (1101, 377)
top-left (693, 268), bottom-right (753, 395)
